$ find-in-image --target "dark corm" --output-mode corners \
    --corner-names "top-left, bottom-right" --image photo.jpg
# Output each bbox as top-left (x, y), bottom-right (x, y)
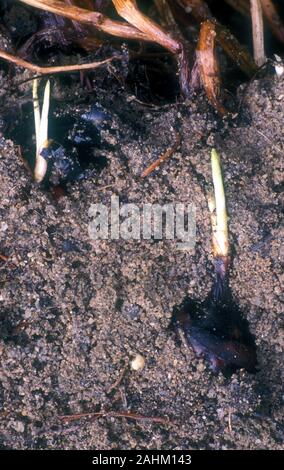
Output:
top-left (172, 150), bottom-right (258, 375)
top-left (172, 257), bottom-right (257, 375)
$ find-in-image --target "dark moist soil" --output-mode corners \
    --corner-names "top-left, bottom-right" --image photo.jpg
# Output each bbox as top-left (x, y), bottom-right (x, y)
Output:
top-left (0, 67), bottom-right (283, 449)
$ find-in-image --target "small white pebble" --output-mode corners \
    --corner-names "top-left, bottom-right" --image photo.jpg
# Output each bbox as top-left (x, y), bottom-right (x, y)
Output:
top-left (130, 354), bottom-right (145, 371)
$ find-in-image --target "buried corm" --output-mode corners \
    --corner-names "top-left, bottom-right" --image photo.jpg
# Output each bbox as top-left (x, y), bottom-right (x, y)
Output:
top-left (172, 149), bottom-right (258, 376)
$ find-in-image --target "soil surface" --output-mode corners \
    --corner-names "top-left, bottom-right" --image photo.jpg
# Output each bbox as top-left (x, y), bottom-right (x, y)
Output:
top-left (0, 67), bottom-right (283, 449)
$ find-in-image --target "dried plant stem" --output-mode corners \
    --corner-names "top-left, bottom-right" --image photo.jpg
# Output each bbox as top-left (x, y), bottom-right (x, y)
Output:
top-left (18, 0), bottom-right (164, 45)
top-left (112, 0), bottom-right (181, 53)
top-left (197, 20), bottom-right (227, 115)
top-left (0, 50), bottom-right (114, 75)
top-left (210, 149), bottom-right (229, 259)
top-left (196, 18), bottom-right (257, 113)
top-left (250, 0), bottom-right (266, 66)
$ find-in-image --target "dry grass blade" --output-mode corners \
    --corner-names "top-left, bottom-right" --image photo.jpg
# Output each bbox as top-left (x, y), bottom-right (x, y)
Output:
top-left (250, 0), bottom-right (266, 66)
top-left (260, 0), bottom-right (284, 45)
top-left (197, 20), bottom-right (227, 115)
top-left (20, 0), bottom-right (103, 23)
top-left (19, 0), bottom-right (149, 41)
top-left (112, 0), bottom-right (181, 53)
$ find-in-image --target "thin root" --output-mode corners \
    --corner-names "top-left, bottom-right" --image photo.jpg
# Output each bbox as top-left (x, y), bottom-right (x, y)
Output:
top-left (0, 50), bottom-right (114, 75)
top-left (141, 132), bottom-right (181, 177)
top-left (59, 410), bottom-right (173, 425)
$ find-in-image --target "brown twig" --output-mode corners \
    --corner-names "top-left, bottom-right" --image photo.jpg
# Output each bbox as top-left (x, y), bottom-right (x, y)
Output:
top-left (59, 410), bottom-right (172, 425)
top-left (141, 132), bottom-right (181, 177)
top-left (0, 50), bottom-right (114, 75)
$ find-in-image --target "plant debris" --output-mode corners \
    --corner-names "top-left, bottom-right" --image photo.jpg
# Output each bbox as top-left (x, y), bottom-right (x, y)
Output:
top-left (58, 409), bottom-right (173, 426)
top-left (3, 0), bottom-right (283, 113)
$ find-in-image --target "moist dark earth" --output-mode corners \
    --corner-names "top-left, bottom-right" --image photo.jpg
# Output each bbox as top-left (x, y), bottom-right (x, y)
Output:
top-left (0, 64), bottom-right (283, 449)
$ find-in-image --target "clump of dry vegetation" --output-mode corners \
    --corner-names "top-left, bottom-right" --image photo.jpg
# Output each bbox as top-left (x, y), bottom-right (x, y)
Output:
top-left (0, 1), bottom-right (284, 115)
